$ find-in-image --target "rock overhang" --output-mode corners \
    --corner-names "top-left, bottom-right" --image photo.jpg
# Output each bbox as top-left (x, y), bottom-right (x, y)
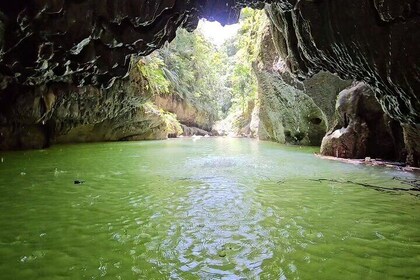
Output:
top-left (0, 0), bottom-right (418, 125)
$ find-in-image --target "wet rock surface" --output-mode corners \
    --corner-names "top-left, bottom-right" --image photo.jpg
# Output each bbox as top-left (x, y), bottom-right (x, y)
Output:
top-left (0, 69), bottom-right (172, 148)
top-left (254, 20), bottom-right (348, 146)
top-left (0, 1), bottom-right (418, 123)
top-left (303, 72), bottom-right (352, 129)
top-left (0, 0), bottom-right (265, 89)
top-left (402, 124), bottom-right (420, 167)
top-left (255, 68), bottom-right (328, 146)
top-left (321, 83), bottom-right (405, 161)
top-left (266, 1), bottom-right (419, 125)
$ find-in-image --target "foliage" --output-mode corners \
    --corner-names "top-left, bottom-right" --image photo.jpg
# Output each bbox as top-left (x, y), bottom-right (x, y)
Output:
top-left (222, 8), bottom-right (267, 117)
top-left (136, 54), bottom-right (170, 95)
top-left (161, 110), bottom-right (183, 136)
top-left (134, 8), bottom-right (268, 128)
top-left (142, 101), bottom-right (183, 136)
top-left (159, 28), bottom-right (230, 118)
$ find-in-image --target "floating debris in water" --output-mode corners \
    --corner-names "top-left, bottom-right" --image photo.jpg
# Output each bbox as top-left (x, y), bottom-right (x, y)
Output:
top-left (74, 180), bottom-right (85, 185)
top-left (310, 178), bottom-right (420, 196)
top-left (393, 177), bottom-right (420, 189)
top-left (218, 250), bottom-right (227, 257)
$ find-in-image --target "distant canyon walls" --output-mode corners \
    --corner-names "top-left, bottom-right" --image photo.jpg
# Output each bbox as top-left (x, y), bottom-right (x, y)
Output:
top-left (154, 94), bottom-right (216, 132)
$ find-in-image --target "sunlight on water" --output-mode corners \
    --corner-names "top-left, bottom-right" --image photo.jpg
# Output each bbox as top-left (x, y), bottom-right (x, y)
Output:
top-left (0, 138), bottom-right (419, 279)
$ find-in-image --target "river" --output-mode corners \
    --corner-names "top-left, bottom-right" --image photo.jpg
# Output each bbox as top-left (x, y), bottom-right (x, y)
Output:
top-left (0, 138), bottom-right (419, 279)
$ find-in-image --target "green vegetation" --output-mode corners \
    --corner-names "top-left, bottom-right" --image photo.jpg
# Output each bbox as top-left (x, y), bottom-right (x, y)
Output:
top-left (161, 110), bottom-right (183, 136)
top-left (137, 28), bottom-right (228, 120)
top-left (224, 8), bottom-right (267, 115)
top-left (137, 55), bottom-right (170, 95)
top-left (135, 8), bottom-right (268, 134)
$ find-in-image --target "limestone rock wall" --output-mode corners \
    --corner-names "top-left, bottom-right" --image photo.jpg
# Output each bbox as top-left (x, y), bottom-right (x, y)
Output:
top-left (154, 94), bottom-right (216, 132)
top-left (254, 20), bottom-right (350, 146)
top-left (266, 1), bottom-right (419, 125)
top-left (255, 68), bottom-right (327, 146)
top-left (303, 72), bottom-right (352, 129)
top-left (402, 125), bottom-right (420, 167)
top-left (1, 1), bottom-right (417, 124)
top-left (0, 0), bottom-right (418, 164)
top-left (0, 0), bottom-right (266, 89)
top-left (265, 1), bottom-right (419, 165)
top-left (0, 72), bottom-right (174, 149)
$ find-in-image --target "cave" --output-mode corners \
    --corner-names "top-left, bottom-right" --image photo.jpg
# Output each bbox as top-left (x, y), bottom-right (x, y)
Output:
top-left (0, 0), bottom-right (418, 165)
top-left (0, 2), bottom-right (419, 278)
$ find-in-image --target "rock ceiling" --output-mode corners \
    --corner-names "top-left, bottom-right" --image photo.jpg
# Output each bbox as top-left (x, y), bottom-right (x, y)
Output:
top-left (0, 0), bottom-right (418, 123)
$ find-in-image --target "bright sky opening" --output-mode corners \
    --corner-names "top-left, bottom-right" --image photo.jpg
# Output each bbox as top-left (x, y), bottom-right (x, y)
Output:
top-left (198, 19), bottom-right (240, 46)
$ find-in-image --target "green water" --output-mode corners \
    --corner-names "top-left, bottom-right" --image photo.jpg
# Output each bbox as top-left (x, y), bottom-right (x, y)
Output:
top-left (0, 138), bottom-right (419, 279)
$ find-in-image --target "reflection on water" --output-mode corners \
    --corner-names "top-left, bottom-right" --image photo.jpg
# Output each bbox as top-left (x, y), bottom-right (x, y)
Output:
top-left (0, 138), bottom-right (419, 279)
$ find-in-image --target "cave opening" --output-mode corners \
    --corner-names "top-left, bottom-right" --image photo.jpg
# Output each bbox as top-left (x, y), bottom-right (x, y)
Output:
top-left (133, 7), bottom-right (334, 147)
top-left (132, 7), bottom-right (265, 139)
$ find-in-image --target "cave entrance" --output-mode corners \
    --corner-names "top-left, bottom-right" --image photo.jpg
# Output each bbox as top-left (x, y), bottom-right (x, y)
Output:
top-left (135, 7), bottom-right (266, 138)
top-left (135, 7), bottom-right (330, 146)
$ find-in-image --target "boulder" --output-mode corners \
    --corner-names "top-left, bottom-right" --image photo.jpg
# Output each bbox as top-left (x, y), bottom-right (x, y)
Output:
top-left (321, 83), bottom-right (405, 160)
top-left (181, 125), bottom-right (211, 137)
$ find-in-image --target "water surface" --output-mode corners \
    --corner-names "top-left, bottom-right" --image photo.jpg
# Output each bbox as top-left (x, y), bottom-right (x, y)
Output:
top-left (0, 138), bottom-right (419, 279)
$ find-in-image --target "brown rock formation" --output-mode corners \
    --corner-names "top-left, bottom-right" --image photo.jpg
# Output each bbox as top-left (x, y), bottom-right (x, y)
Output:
top-left (321, 83), bottom-right (405, 161)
